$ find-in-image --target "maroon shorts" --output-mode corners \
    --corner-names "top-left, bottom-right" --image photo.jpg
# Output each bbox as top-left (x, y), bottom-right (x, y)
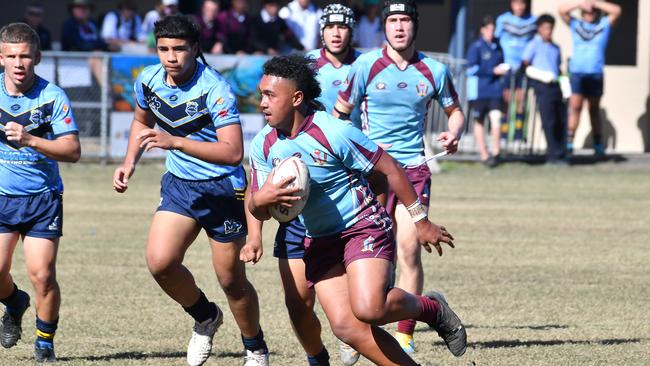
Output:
top-left (385, 164), bottom-right (432, 217)
top-left (303, 204), bottom-right (396, 287)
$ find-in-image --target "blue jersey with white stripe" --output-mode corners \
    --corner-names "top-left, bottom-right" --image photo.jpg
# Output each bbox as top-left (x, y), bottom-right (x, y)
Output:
top-left (250, 110), bottom-right (383, 237)
top-left (135, 62), bottom-right (244, 183)
top-left (306, 48), bottom-right (362, 128)
top-left (338, 48), bottom-right (460, 166)
top-left (0, 74), bottom-right (78, 196)
top-left (495, 12), bottom-right (538, 69)
top-left (569, 16), bottom-right (610, 74)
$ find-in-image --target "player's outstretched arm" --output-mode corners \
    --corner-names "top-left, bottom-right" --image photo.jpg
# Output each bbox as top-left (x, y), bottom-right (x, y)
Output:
top-left (248, 170), bottom-right (302, 221)
top-left (437, 107), bottom-right (465, 155)
top-left (594, 0), bottom-right (622, 25)
top-left (241, 186), bottom-right (264, 264)
top-left (113, 105), bottom-right (154, 193)
top-left (4, 122), bottom-right (80, 162)
top-left (558, 0), bottom-right (584, 24)
top-left (372, 151), bottom-right (455, 256)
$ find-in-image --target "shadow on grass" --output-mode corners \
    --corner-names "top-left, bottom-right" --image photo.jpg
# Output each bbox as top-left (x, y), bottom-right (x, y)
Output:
top-left (463, 324), bottom-right (570, 330)
top-left (472, 338), bottom-right (641, 349)
top-left (57, 350), bottom-right (275, 362)
top-left (496, 153), bottom-right (627, 166)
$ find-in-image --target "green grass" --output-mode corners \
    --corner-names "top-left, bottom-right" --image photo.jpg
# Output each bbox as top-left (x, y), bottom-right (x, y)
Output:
top-left (2, 161), bottom-right (649, 365)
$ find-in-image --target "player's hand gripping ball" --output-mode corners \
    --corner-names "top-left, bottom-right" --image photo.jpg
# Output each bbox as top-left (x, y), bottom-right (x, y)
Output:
top-left (268, 156), bottom-right (310, 222)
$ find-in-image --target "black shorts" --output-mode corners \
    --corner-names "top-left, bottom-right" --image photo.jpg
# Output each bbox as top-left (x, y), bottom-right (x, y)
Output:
top-left (469, 98), bottom-right (503, 123)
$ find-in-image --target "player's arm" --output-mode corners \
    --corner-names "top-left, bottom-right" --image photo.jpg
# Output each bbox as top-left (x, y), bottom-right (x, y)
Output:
top-left (334, 60), bottom-right (367, 120)
top-left (594, 0), bottom-right (621, 26)
top-left (113, 105), bottom-right (155, 192)
top-left (241, 185), bottom-right (264, 264)
top-left (248, 169), bottom-right (301, 221)
top-left (371, 152), bottom-right (454, 256)
top-left (436, 67), bottom-right (466, 154)
top-left (3, 122), bottom-right (80, 162)
top-left (558, 0), bottom-right (584, 24)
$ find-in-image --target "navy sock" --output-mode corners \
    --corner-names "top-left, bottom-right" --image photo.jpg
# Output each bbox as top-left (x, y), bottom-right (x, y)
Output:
top-left (307, 347), bottom-right (330, 366)
top-left (0, 284), bottom-right (28, 316)
top-left (183, 291), bottom-right (216, 323)
top-left (36, 317), bottom-right (58, 347)
top-left (241, 328), bottom-right (268, 353)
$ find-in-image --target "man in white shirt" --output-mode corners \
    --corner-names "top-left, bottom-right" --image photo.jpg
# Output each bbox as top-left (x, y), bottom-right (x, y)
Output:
top-left (279, 0), bottom-right (322, 51)
top-left (101, 0), bottom-right (143, 46)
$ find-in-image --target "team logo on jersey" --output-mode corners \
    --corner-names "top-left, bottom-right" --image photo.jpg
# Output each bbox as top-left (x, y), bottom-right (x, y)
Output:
top-left (63, 104), bottom-right (69, 112)
top-left (375, 82), bottom-right (386, 90)
top-left (361, 235), bottom-right (375, 252)
top-left (482, 50), bottom-right (492, 60)
top-left (10, 104), bottom-right (20, 111)
top-left (224, 219), bottom-right (243, 235)
top-left (216, 97), bottom-right (224, 105)
top-left (185, 101), bottom-right (199, 117)
top-left (64, 117), bottom-right (72, 124)
top-left (29, 109), bottom-right (45, 125)
top-left (310, 149), bottom-right (328, 166)
top-left (148, 96), bottom-right (161, 111)
top-left (272, 157), bottom-right (281, 167)
top-left (169, 95), bottom-right (178, 102)
top-left (397, 82), bottom-right (408, 89)
top-left (332, 80), bottom-right (343, 87)
top-left (416, 81), bottom-right (429, 97)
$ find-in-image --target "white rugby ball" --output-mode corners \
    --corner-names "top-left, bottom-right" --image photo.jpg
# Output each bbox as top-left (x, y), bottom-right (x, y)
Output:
top-left (268, 156), bottom-right (311, 223)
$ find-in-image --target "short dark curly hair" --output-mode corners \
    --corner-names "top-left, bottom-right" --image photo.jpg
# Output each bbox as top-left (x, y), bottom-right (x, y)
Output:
top-left (153, 14), bottom-right (199, 44)
top-left (262, 55), bottom-right (322, 104)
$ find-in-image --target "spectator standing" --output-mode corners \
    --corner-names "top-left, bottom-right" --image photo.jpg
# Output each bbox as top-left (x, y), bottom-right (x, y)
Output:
top-left (194, 0), bottom-right (224, 54)
top-left (559, 0), bottom-right (621, 155)
top-left (522, 14), bottom-right (567, 165)
top-left (217, 0), bottom-right (252, 54)
top-left (22, 3), bottom-right (52, 51)
top-left (61, 0), bottom-right (115, 51)
top-left (250, 0), bottom-right (304, 55)
top-left (466, 15), bottom-right (508, 167)
top-left (142, 0), bottom-right (180, 47)
top-left (100, 0), bottom-right (143, 49)
top-left (279, 0), bottom-right (322, 51)
top-left (355, 0), bottom-right (384, 49)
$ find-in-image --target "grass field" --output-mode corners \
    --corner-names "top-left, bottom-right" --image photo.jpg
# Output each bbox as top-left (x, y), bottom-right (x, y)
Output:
top-left (2, 161), bottom-right (649, 365)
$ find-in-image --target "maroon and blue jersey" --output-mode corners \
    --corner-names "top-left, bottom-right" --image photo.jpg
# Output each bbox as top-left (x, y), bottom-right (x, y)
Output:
top-left (306, 48), bottom-right (362, 128)
top-left (250, 110), bottom-right (383, 237)
top-left (0, 74), bottom-right (78, 196)
top-left (338, 48), bottom-right (460, 166)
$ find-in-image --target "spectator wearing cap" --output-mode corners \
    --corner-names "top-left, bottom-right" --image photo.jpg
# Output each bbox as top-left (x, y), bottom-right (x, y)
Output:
top-left (355, 0), bottom-right (384, 49)
top-left (193, 0), bottom-right (224, 54)
top-left (100, 0), bottom-right (143, 49)
top-left (61, 0), bottom-right (116, 51)
top-left (279, 0), bottom-right (323, 51)
top-left (216, 0), bottom-right (253, 54)
top-left (250, 0), bottom-right (304, 55)
top-left (22, 3), bottom-right (52, 51)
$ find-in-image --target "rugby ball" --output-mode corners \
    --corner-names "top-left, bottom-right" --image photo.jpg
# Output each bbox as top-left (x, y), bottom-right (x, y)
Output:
top-left (268, 156), bottom-right (311, 223)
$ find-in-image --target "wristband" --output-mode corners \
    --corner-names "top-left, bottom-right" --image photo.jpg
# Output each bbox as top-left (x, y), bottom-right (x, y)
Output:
top-left (405, 199), bottom-right (427, 223)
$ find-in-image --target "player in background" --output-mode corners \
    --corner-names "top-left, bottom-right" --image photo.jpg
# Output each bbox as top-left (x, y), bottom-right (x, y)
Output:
top-left (466, 15), bottom-right (507, 167)
top-left (112, 15), bottom-right (269, 366)
top-left (334, 0), bottom-right (465, 353)
top-left (495, 0), bottom-right (537, 144)
top-left (249, 54), bottom-right (467, 365)
top-left (242, 5), bottom-right (364, 365)
top-left (559, 0), bottom-right (621, 156)
top-left (0, 23), bottom-right (81, 363)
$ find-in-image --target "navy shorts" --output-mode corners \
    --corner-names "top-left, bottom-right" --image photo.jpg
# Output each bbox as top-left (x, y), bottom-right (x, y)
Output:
top-left (0, 191), bottom-right (63, 238)
top-left (273, 218), bottom-right (307, 259)
top-left (570, 73), bottom-right (603, 97)
top-left (469, 98), bottom-right (503, 122)
top-left (504, 68), bottom-right (525, 89)
top-left (158, 172), bottom-right (247, 243)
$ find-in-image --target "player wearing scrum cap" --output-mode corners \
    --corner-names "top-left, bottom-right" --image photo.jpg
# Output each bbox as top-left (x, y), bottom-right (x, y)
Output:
top-left (334, 0), bottom-right (466, 354)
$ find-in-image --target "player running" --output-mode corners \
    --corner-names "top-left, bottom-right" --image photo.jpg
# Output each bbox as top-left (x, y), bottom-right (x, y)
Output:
top-left (249, 54), bottom-right (467, 365)
top-left (0, 23), bottom-right (81, 363)
top-left (559, 0), bottom-right (621, 155)
top-left (112, 15), bottom-right (268, 366)
top-left (334, 0), bottom-right (465, 353)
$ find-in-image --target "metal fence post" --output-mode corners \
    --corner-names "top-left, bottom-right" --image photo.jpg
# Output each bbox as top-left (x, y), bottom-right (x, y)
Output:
top-left (100, 54), bottom-right (110, 164)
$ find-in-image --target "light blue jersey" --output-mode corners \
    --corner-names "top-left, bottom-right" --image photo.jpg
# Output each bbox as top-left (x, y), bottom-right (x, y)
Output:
top-left (495, 12), bottom-right (538, 69)
top-left (338, 48), bottom-right (459, 166)
top-left (569, 16), bottom-right (610, 74)
top-left (306, 48), bottom-right (362, 128)
top-left (0, 74), bottom-right (78, 196)
top-left (135, 62), bottom-right (245, 183)
top-left (250, 110), bottom-right (383, 237)
top-left (523, 35), bottom-right (561, 78)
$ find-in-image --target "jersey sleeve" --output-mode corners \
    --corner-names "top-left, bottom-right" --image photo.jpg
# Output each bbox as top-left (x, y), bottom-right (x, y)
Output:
top-left (207, 82), bottom-right (240, 129)
top-left (337, 58), bottom-right (369, 108)
top-left (50, 90), bottom-right (78, 138)
top-left (465, 43), bottom-right (480, 74)
top-left (329, 120), bottom-right (382, 176)
top-left (522, 39), bottom-right (536, 63)
top-left (495, 14), bottom-right (505, 38)
top-left (433, 64), bottom-right (460, 110)
top-left (133, 70), bottom-right (148, 110)
top-left (248, 133), bottom-right (272, 193)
